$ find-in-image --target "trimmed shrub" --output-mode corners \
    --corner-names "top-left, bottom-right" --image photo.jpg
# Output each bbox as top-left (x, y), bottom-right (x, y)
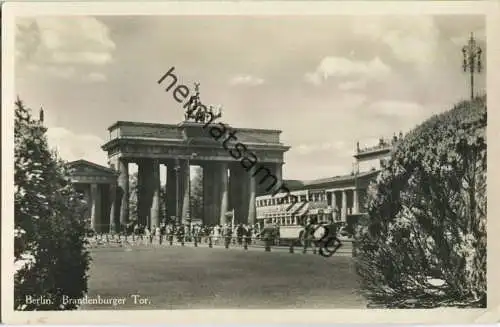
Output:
top-left (14, 98), bottom-right (91, 310)
top-left (355, 96), bottom-right (487, 308)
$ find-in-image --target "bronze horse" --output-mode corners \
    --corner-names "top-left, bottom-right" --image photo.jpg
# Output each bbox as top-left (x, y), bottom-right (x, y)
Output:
top-left (184, 93), bottom-right (222, 124)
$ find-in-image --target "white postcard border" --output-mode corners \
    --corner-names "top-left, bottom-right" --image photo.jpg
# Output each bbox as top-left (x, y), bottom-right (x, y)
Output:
top-left (2, 1), bottom-right (499, 324)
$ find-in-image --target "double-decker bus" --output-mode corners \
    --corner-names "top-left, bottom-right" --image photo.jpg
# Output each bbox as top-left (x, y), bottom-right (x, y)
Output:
top-left (256, 189), bottom-right (341, 244)
top-left (255, 170), bottom-right (380, 243)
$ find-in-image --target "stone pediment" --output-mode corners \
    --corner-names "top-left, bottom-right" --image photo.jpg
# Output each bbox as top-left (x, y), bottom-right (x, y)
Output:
top-left (67, 159), bottom-right (118, 178)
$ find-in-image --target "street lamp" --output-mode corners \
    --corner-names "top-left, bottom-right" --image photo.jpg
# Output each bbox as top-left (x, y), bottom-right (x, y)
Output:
top-left (353, 146), bottom-right (360, 215)
top-left (462, 32), bottom-right (483, 100)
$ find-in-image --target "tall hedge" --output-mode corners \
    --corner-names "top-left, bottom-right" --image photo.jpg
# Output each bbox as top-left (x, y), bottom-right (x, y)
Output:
top-left (14, 98), bottom-right (91, 310)
top-left (355, 96), bottom-right (487, 308)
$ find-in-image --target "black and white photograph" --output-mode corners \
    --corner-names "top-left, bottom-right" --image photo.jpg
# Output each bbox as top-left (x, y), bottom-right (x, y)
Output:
top-left (2, 1), bottom-right (498, 324)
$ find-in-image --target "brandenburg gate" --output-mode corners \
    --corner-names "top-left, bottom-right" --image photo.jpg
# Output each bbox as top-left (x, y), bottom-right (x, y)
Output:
top-left (101, 119), bottom-right (290, 233)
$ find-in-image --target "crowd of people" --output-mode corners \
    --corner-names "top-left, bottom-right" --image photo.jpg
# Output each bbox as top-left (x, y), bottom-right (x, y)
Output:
top-left (89, 216), bottom-right (346, 257)
top-left (126, 221), bottom-right (267, 247)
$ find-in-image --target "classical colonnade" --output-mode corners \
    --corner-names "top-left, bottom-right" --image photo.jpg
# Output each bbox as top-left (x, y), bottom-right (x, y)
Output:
top-left (109, 157), bottom-right (283, 232)
top-left (76, 182), bottom-right (109, 232)
top-left (258, 185), bottom-right (365, 226)
top-left (327, 187), bottom-right (360, 220)
top-left (67, 160), bottom-right (116, 233)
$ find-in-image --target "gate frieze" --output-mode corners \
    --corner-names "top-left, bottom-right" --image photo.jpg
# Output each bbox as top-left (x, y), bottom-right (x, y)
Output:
top-left (102, 138), bottom-right (288, 163)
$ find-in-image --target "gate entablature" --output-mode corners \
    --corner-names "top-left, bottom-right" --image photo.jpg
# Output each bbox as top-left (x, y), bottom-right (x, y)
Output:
top-left (106, 121), bottom-right (285, 144)
top-left (102, 121), bottom-right (289, 164)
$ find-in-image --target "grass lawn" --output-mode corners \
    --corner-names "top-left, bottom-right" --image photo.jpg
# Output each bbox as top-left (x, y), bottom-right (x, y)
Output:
top-left (82, 246), bottom-right (367, 309)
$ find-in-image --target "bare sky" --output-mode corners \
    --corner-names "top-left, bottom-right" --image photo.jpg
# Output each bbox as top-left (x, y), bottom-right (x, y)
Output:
top-left (15, 14), bottom-right (486, 180)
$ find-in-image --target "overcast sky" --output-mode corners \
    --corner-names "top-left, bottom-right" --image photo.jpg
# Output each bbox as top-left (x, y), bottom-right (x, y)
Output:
top-left (15, 14), bottom-right (486, 180)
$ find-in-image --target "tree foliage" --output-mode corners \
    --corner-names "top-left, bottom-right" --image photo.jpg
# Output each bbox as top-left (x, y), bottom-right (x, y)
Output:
top-left (129, 172), bottom-right (139, 223)
top-left (190, 167), bottom-right (204, 220)
top-left (355, 96), bottom-right (487, 308)
top-left (14, 98), bottom-right (91, 310)
top-left (129, 171), bottom-right (167, 226)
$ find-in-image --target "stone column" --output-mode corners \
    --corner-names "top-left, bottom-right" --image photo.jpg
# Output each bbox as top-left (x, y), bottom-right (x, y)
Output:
top-left (251, 163), bottom-right (272, 201)
top-left (274, 162), bottom-right (283, 185)
top-left (327, 191), bottom-right (333, 207)
top-left (353, 188), bottom-right (359, 214)
top-left (137, 160), bottom-right (147, 227)
top-left (90, 184), bottom-right (97, 230)
top-left (331, 191), bottom-right (338, 220)
top-left (219, 162), bottom-right (229, 225)
top-left (90, 183), bottom-right (101, 232)
top-left (204, 163), bottom-right (223, 226)
top-left (150, 159), bottom-right (161, 228)
top-left (341, 189), bottom-right (347, 221)
top-left (203, 163), bottom-right (213, 225)
top-left (175, 160), bottom-right (184, 224)
top-left (227, 169), bottom-right (233, 217)
top-left (117, 159), bottom-right (129, 229)
top-left (208, 164), bottom-right (222, 225)
top-left (181, 159), bottom-right (190, 223)
top-left (83, 185), bottom-right (91, 217)
top-left (109, 183), bottom-right (117, 233)
top-left (166, 163), bottom-right (177, 222)
top-left (263, 162), bottom-right (283, 195)
top-left (247, 174), bottom-right (256, 226)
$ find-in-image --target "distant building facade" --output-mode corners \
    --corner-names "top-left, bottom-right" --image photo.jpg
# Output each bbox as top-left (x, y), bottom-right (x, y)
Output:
top-left (67, 132), bottom-right (403, 231)
top-left (256, 133), bottom-right (403, 226)
top-left (67, 159), bottom-right (118, 233)
top-left (255, 170), bottom-right (379, 226)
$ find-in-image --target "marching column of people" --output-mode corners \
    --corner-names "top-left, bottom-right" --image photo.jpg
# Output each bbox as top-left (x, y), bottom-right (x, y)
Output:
top-left (114, 221), bottom-right (263, 246)
top-left (87, 215), bottom-right (347, 258)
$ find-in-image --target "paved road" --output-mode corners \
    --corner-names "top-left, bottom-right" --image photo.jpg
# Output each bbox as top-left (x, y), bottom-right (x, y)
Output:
top-left (87, 237), bottom-right (354, 256)
top-left (83, 245), bottom-right (366, 310)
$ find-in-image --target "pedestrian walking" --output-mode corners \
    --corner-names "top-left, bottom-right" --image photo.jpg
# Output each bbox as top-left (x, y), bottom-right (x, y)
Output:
top-left (302, 218), bottom-right (316, 254)
top-left (155, 225), bottom-right (161, 243)
top-left (261, 220), bottom-right (276, 252)
top-left (167, 224), bottom-right (175, 244)
top-left (244, 224), bottom-right (252, 246)
top-left (236, 224), bottom-right (244, 246)
top-left (223, 224), bottom-right (232, 248)
top-left (133, 224), bottom-right (140, 239)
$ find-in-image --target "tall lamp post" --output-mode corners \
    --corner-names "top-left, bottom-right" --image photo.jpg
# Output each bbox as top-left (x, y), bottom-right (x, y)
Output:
top-left (353, 142), bottom-right (360, 216)
top-left (462, 32), bottom-right (483, 100)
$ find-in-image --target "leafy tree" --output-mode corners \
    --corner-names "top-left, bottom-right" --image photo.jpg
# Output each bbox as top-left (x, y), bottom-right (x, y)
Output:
top-left (129, 172), bottom-right (139, 224)
top-left (355, 96), bottom-right (487, 308)
top-left (129, 171), bottom-right (167, 227)
top-left (14, 98), bottom-right (91, 310)
top-left (160, 185), bottom-right (167, 223)
top-left (190, 167), bottom-right (203, 220)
